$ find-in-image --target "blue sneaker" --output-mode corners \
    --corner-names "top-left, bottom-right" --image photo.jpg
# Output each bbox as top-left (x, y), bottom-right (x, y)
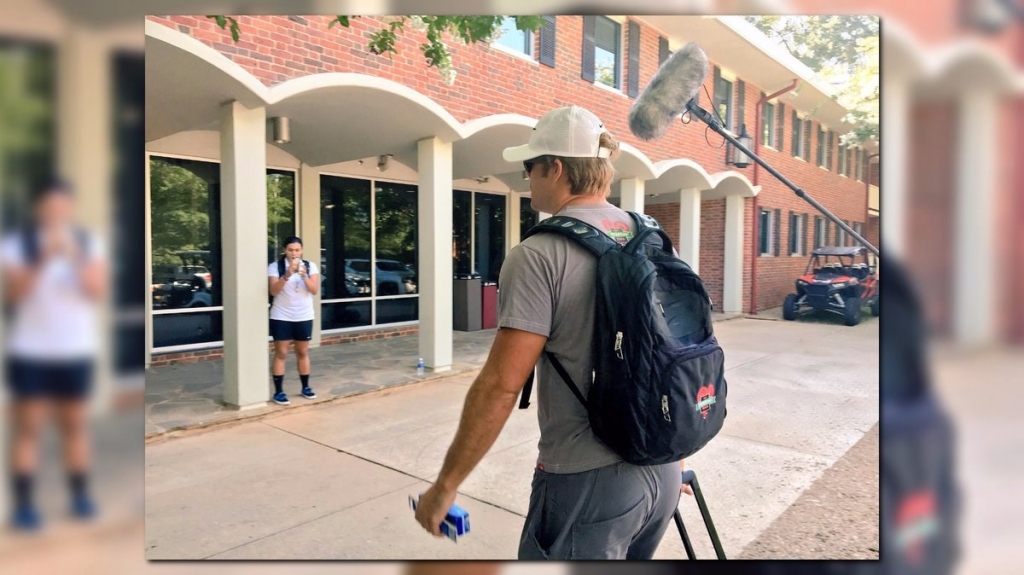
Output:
top-left (11, 504), bottom-right (42, 531)
top-left (301, 386), bottom-right (317, 399)
top-left (273, 392), bottom-right (291, 405)
top-left (72, 494), bottom-right (97, 520)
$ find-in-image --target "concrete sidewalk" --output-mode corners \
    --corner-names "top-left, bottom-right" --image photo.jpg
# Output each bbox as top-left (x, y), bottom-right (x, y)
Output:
top-left (145, 314), bottom-right (879, 560)
top-left (145, 311), bottom-right (745, 438)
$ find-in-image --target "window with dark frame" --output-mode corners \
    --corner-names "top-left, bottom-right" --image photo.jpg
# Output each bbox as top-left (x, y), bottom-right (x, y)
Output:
top-left (762, 100), bottom-right (775, 147)
top-left (594, 16), bottom-right (621, 89)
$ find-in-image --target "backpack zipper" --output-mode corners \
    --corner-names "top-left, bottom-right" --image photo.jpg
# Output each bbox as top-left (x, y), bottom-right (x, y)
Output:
top-left (614, 331), bottom-right (624, 359)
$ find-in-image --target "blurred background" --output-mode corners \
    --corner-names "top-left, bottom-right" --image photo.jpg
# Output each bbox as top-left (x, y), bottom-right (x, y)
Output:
top-left (0, 0), bottom-right (1021, 573)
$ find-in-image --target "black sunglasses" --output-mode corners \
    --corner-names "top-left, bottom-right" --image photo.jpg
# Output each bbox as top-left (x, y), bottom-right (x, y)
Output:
top-left (523, 156), bottom-right (549, 175)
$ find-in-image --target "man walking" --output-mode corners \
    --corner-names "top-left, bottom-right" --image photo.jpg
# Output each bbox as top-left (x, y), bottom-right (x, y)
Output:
top-left (414, 106), bottom-right (690, 559)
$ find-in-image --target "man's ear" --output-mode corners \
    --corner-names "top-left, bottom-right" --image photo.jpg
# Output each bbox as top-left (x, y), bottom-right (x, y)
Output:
top-left (549, 158), bottom-right (564, 181)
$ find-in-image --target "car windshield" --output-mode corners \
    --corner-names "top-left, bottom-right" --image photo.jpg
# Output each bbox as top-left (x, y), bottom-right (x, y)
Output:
top-left (349, 261), bottom-right (371, 273)
top-left (377, 261), bottom-right (407, 272)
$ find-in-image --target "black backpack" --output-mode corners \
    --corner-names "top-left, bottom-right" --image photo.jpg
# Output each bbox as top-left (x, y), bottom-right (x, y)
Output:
top-left (519, 212), bottom-right (727, 465)
top-left (869, 258), bottom-right (960, 575)
top-left (270, 257), bottom-right (312, 305)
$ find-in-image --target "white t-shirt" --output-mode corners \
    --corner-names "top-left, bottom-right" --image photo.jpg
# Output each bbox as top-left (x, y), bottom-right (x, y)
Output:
top-left (268, 259), bottom-right (319, 322)
top-left (1, 228), bottom-right (104, 361)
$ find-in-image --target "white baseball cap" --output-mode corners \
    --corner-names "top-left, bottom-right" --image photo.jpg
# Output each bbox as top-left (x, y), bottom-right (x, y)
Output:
top-left (503, 105), bottom-right (613, 163)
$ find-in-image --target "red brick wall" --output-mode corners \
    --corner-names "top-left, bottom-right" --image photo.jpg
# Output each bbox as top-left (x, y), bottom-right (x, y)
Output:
top-left (907, 102), bottom-right (957, 336)
top-left (148, 15), bottom-right (869, 314)
top-left (149, 325), bottom-right (419, 367)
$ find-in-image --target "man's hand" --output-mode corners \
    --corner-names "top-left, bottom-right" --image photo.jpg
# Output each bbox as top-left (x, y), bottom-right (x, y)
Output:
top-left (680, 459), bottom-right (694, 496)
top-left (298, 263), bottom-right (307, 278)
top-left (414, 483), bottom-right (458, 538)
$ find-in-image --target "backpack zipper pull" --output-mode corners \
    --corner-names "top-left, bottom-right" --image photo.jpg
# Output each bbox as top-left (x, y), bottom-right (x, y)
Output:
top-left (662, 395), bottom-right (671, 422)
top-left (614, 332), bottom-right (624, 359)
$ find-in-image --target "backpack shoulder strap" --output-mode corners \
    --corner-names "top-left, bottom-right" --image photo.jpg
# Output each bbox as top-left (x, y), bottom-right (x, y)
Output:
top-left (302, 259), bottom-right (312, 273)
top-left (521, 215), bottom-right (620, 258)
top-left (277, 257), bottom-right (286, 277)
top-left (624, 211), bottom-right (675, 255)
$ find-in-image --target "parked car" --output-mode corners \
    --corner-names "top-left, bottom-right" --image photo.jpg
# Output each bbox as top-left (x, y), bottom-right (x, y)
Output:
top-left (343, 259), bottom-right (416, 296)
top-left (783, 246), bottom-right (879, 326)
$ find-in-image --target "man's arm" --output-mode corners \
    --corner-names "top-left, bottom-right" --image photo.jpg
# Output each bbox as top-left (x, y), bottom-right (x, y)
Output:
top-left (414, 326), bottom-right (546, 537)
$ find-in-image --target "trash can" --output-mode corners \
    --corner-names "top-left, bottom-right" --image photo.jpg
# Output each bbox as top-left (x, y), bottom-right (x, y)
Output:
top-left (453, 275), bottom-right (482, 331)
top-left (481, 282), bottom-right (498, 329)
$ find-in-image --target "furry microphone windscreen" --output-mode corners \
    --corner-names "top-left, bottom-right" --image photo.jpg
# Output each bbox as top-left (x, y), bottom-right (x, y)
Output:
top-left (628, 42), bottom-right (710, 141)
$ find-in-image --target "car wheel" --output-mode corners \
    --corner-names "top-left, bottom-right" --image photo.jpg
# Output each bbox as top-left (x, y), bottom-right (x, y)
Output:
top-left (844, 296), bottom-right (862, 326)
top-left (783, 294), bottom-right (799, 321)
top-left (871, 295), bottom-right (880, 317)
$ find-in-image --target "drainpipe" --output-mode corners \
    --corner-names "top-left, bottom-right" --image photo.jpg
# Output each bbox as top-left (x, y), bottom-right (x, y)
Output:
top-left (750, 79), bottom-right (800, 315)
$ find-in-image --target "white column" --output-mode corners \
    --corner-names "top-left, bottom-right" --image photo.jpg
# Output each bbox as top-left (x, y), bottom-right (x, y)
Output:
top-left (418, 137), bottom-right (454, 372)
top-left (299, 163), bottom-right (322, 347)
top-left (954, 93), bottom-right (998, 346)
top-left (220, 101), bottom-right (269, 408)
top-left (882, 78), bottom-right (909, 259)
top-left (678, 188), bottom-right (701, 273)
top-left (508, 192), bottom-right (522, 249)
top-left (723, 195), bottom-right (746, 314)
top-left (58, 25), bottom-right (116, 414)
top-left (620, 177), bottom-right (645, 214)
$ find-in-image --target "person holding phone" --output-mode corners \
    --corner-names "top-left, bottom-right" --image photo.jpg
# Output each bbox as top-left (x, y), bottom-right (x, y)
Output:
top-left (267, 236), bottom-right (319, 405)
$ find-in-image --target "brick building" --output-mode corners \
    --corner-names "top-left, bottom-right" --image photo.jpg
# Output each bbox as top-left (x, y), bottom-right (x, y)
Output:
top-left (143, 14), bottom-right (877, 408)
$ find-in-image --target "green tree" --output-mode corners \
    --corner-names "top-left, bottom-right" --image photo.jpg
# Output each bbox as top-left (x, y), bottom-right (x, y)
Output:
top-left (149, 159), bottom-right (213, 268)
top-left (745, 15), bottom-right (879, 146)
top-left (208, 15), bottom-right (546, 86)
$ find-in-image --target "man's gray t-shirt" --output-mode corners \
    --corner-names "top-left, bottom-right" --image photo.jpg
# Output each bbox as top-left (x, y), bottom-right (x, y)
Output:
top-left (498, 203), bottom-right (638, 474)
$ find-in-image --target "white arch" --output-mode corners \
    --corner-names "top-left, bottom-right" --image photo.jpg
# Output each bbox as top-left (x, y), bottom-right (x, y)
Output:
top-left (460, 113), bottom-right (536, 138)
top-left (616, 143), bottom-right (660, 181)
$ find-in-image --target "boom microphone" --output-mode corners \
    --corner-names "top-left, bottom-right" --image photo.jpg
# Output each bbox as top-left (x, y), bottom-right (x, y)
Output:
top-left (628, 42), bottom-right (710, 141)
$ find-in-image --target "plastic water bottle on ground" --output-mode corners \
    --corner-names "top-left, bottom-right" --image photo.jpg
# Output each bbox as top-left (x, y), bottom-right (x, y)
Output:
top-left (417, 358), bottom-right (425, 377)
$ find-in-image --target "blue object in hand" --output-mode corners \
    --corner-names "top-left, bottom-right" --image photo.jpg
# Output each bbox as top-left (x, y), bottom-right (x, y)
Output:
top-left (409, 494), bottom-right (471, 542)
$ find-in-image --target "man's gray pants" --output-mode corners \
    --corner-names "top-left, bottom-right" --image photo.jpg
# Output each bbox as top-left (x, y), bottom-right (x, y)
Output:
top-left (517, 460), bottom-right (680, 560)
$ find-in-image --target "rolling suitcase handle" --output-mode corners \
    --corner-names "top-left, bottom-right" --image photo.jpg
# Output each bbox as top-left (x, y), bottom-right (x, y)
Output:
top-left (674, 469), bottom-right (727, 559)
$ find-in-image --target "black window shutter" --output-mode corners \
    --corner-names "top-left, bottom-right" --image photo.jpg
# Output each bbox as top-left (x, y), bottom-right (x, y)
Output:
top-left (777, 103), bottom-right (785, 149)
top-left (773, 209), bottom-right (781, 256)
top-left (627, 21), bottom-right (640, 98)
top-left (658, 36), bottom-right (669, 66)
top-left (803, 214), bottom-right (809, 253)
top-left (835, 220), bottom-right (841, 245)
top-left (825, 219), bottom-right (831, 246)
top-left (539, 16), bottom-right (556, 68)
top-left (581, 16), bottom-right (596, 83)
top-left (788, 211), bottom-right (796, 254)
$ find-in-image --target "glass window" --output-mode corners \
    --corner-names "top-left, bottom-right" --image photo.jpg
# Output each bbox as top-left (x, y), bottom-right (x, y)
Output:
top-left (817, 126), bottom-right (826, 167)
top-left (520, 196), bottom-right (538, 236)
top-left (792, 113), bottom-right (802, 158)
top-left (375, 181), bottom-right (419, 299)
top-left (762, 102), bottom-right (775, 147)
top-left (453, 190), bottom-right (472, 277)
top-left (266, 169), bottom-right (296, 263)
top-left (149, 157), bottom-right (222, 312)
top-left (321, 175), bottom-right (371, 301)
top-left (759, 209), bottom-right (773, 255)
top-left (0, 40), bottom-right (56, 230)
top-left (594, 17), bottom-right (620, 89)
top-left (321, 301), bottom-right (370, 330)
top-left (715, 75), bottom-right (733, 130)
top-left (474, 192), bottom-right (506, 284)
top-left (495, 17), bottom-right (533, 56)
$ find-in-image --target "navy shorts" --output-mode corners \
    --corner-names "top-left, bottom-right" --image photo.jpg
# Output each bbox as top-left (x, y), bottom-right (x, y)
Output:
top-left (269, 319), bottom-right (313, 342)
top-left (5, 358), bottom-right (94, 400)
